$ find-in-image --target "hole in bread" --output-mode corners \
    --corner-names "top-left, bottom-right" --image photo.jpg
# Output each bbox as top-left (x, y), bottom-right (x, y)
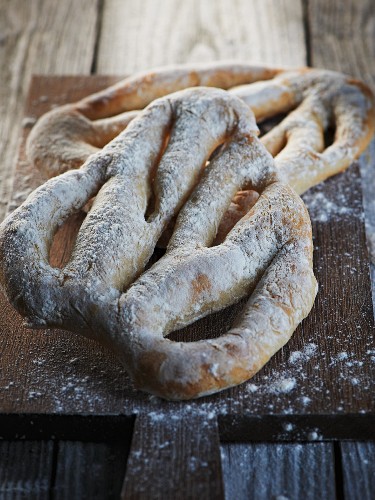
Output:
top-left (323, 125), bottom-right (335, 149)
top-left (144, 247), bottom-right (166, 271)
top-left (49, 211), bottom-right (86, 268)
top-left (155, 218), bottom-right (175, 249)
top-left (258, 112), bottom-right (287, 137)
top-left (168, 297), bottom-right (247, 343)
top-left (212, 190), bottom-right (259, 246)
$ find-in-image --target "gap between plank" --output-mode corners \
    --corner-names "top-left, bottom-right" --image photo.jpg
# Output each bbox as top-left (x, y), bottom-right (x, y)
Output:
top-left (302, 0), bottom-right (312, 66)
top-left (49, 440), bottom-right (59, 500)
top-left (91, 0), bottom-right (105, 74)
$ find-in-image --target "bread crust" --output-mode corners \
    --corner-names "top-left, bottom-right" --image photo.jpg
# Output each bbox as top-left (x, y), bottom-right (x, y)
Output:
top-left (25, 63), bottom-right (374, 249)
top-left (0, 86), bottom-right (318, 399)
top-left (27, 62), bottom-right (375, 197)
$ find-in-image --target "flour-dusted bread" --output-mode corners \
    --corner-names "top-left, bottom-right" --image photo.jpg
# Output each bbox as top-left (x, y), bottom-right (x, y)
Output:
top-left (0, 87), bottom-right (317, 399)
top-left (27, 62), bottom-right (375, 196)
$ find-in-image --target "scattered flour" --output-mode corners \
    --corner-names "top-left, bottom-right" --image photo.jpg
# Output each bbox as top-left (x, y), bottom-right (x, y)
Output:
top-left (269, 377), bottom-right (296, 394)
top-left (307, 430), bottom-right (320, 441)
top-left (336, 352), bottom-right (348, 361)
top-left (289, 343), bottom-right (318, 365)
top-left (28, 390), bottom-right (43, 400)
top-left (282, 422), bottom-right (294, 432)
top-left (302, 191), bottom-right (353, 223)
top-left (189, 456), bottom-right (208, 472)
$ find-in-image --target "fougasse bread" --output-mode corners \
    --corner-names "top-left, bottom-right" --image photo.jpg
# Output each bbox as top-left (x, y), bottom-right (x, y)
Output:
top-left (0, 62), bottom-right (374, 399)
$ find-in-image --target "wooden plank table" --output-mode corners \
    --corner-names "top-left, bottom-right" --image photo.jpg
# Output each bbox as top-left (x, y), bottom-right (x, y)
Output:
top-left (0, 1), bottom-right (374, 498)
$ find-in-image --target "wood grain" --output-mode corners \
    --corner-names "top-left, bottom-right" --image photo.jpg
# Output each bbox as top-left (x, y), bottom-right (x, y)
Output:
top-left (122, 414), bottom-right (224, 499)
top-left (53, 441), bottom-right (129, 500)
top-left (221, 442), bottom-right (336, 500)
top-left (0, 0), bottom-right (99, 222)
top-left (0, 441), bottom-right (54, 499)
top-left (308, 0), bottom-right (375, 88)
top-left (307, 3), bottom-right (375, 496)
top-left (307, 0), bottom-right (375, 275)
top-left (340, 442), bottom-right (375, 500)
top-left (97, 0), bottom-right (306, 74)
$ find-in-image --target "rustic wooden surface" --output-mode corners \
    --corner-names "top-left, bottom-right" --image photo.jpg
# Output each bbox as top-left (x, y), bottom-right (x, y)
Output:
top-left (340, 442), bottom-right (375, 500)
top-left (0, 441), bottom-right (54, 499)
top-left (122, 414), bottom-right (224, 499)
top-left (97, 0), bottom-right (306, 73)
top-left (0, 0), bottom-right (374, 498)
top-left (0, 0), bottom-right (99, 221)
top-left (308, 0), bottom-right (375, 294)
top-left (221, 442), bottom-right (336, 499)
top-left (53, 441), bottom-right (129, 499)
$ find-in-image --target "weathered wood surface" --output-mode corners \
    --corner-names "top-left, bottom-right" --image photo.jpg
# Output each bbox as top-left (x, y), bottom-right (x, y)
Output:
top-left (0, 441), bottom-right (54, 499)
top-left (0, 439), bottom-right (130, 500)
top-left (221, 442), bottom-right (336, 500)
top-left (302, 3), bottom-right (375, 495)
top-left (308, 0), bottom-right (375, 293)
top-left (340, 442), bottom-right (375, 500)
top-left (52, 441), bottom-right (129, 500)
top-left (0, 75), bottom-right (373, 443)
top-left (0, 0), bottom-right (375, 498)
top-left (0, 0), bottom-right (99, 222)
top-left (97, 0), bottom-right (306, 74)
top-left (122, 414), bottom-right (224, 499)
top-left (308, 0), bottom-right (375, 87)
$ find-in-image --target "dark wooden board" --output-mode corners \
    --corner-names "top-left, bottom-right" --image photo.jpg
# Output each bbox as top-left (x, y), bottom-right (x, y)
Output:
top-left (0, 440), bottom-right (54, 499)
top-left (340, 442), bottom-right (375, 500)
top-left (1, 439), bottom-right (373, 499)
top-left (121, 414), bottom-right (224, 499)
top-left (221, 442), bottom-right (336, 499)
top-left (52, 441), bottom-right (129, 500)
top-left (0, 75), bottom-right (374, 441)
top-left (0, 439), bottom-right (130, 500)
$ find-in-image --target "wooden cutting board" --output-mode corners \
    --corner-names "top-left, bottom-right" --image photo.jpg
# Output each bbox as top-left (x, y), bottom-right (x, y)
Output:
top-left (0, 75), bottom-right (374, 442)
